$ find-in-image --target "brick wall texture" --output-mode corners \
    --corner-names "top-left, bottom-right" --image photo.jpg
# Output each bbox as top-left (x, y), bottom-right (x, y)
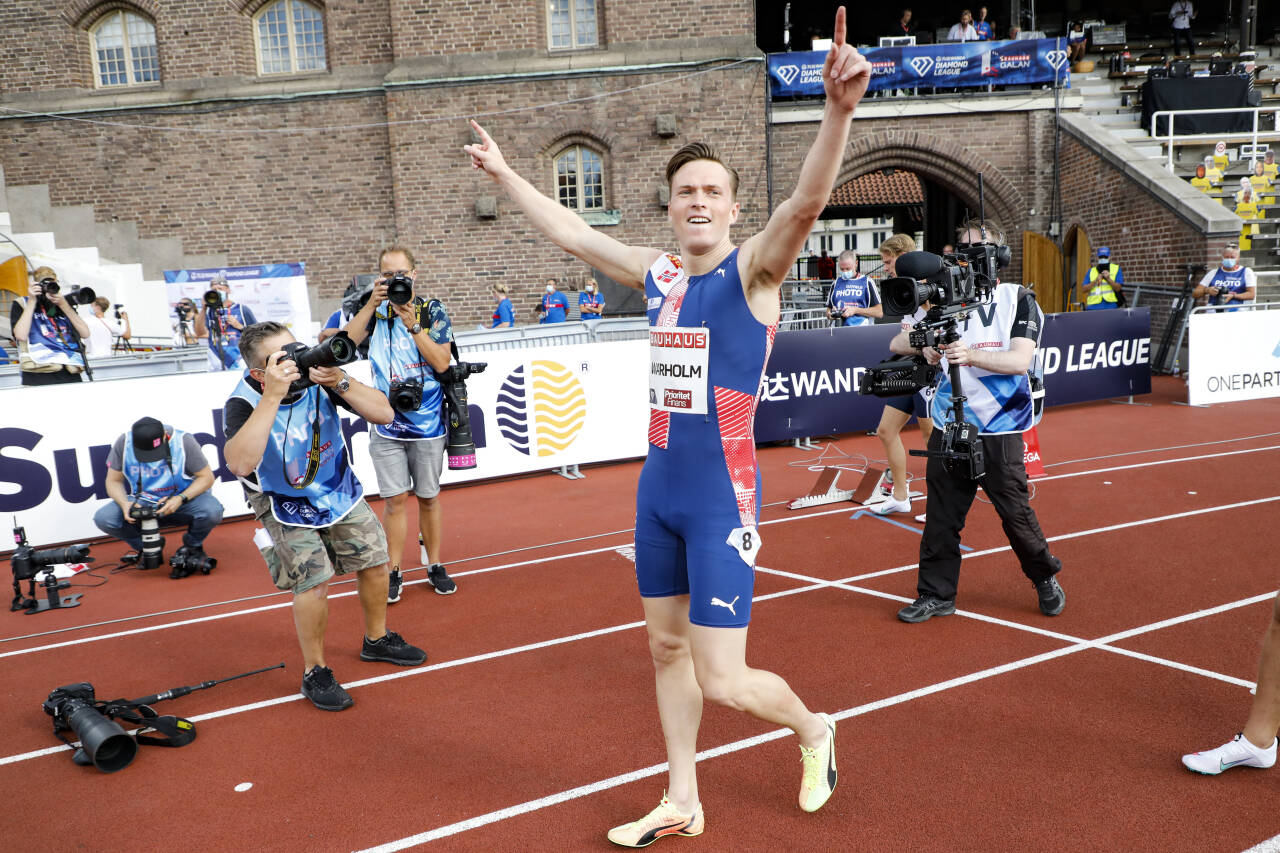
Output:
top-left (0, 0), bottom-right (1232, 327)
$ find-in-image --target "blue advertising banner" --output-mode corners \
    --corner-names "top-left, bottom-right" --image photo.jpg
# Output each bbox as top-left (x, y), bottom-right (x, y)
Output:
top-left (754, 307), bottom-right (1151, 442)
top-left (767, 38), bottom-right (1070, 97)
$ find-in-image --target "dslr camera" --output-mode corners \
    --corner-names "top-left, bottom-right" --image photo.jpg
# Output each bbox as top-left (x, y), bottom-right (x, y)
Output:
top-left (385, 273), bottom-right (414, 306)
top-left (37, 277), bottom-right (60, 296)
top-left (388, 377), bottom-right (424, 413)
top-left (43, 682), bottom-right (137, 773)
top-left (203, 289), bottom-right (224, 310)
top-left (279, 332), bottom-right (359, 393)
top-left (435, 359), bottom-right (487, 470)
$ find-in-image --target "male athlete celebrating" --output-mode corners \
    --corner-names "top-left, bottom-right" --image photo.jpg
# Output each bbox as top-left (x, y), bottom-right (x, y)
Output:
top-left (465, 7), bottom-right (869, 846)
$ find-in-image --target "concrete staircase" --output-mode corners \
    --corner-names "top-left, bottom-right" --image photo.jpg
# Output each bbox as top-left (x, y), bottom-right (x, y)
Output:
top-left (0, 164), bottom-right (227, 339)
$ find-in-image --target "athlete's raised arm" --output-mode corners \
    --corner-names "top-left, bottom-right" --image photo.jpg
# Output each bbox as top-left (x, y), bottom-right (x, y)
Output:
top-left (465, 120), bottom-right (660, 290)
top-left (740, 6), bottom-right (870, 295)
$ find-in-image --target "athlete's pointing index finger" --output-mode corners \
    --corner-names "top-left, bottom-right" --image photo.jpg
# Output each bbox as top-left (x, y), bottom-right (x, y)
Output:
top-left (833, 5), bottom-right (846, 49)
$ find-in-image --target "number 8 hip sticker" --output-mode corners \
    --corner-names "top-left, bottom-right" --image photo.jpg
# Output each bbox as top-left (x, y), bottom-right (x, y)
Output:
top-left (726, 525), bottom-right (761, 567)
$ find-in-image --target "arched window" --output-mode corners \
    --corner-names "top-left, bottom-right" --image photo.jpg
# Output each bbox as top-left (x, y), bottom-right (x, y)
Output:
top-left (254, 0), bottom-right (326, 75)
top-left (548, 0), bottom-right (599, 50)
top-left (555, 145), bottom-right (604, 212)
top-left (90, 10), bottom-right (159, 87)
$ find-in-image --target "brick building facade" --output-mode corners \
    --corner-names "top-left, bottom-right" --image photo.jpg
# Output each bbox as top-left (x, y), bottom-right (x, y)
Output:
top-left (0, 1), bottom-right (1236, 327)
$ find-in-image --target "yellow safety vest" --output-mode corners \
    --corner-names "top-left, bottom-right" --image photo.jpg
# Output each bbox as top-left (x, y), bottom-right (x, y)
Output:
top-left (1084, 263), bottom-right (1121, 306)
top-left (1236, 200), bottom-right (1260, 220)
top-left (1250, 174), bottom-right (1272, 193)
top-left (1206, 166), bottom-right (1224, 185)
top-left (1213, 153), bottom-right (1229, 171)
top-left (1191, 176), bottom-right (1212, 193)
top-left (1265, 163), bottom-right (1278, 181)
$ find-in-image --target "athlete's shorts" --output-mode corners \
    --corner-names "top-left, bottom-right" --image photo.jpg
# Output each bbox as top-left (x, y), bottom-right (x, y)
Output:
top-left (633, 459), bottom-right (757, 629)
top-left (368, 432), bottom-right (446, 499)
top-left (886, 392), bottom-right (930, 419)
top-left (248, 493), bottom-right (388, 594)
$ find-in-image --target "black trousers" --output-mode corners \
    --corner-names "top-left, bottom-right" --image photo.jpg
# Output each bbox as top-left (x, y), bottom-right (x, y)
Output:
top-left (917, 430), bottom-right (1061, 601)
top-left (1172, 27), bottom-right (1194, 57)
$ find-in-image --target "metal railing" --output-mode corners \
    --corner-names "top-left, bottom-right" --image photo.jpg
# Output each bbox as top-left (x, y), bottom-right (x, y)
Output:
top-left (1149, 105), bottom-right (1280, 173)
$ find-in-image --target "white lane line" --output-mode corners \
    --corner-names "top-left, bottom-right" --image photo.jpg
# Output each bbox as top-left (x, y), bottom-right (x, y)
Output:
top-left (353, 583), bottom-right (1270, 853)
top-left (1033, 444), bottom-right (1279, 483)
top-left (1244, 834), bottom-right (1280, 853)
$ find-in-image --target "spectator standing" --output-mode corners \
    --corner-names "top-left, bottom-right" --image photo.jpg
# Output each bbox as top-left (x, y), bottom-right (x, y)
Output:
top-left (94, 416), bottom-right (223, 569)
top-left (1170, 1), bottom-right (1196, 57)
top-left (81, 296), bottom-right (130, 358)
top-left (872, 233), bottom-right (932, 517)
top-left (343, 247), bottom-right (459, 604)
top-left (491, 283), bottom-right (515, 328)
top-left (1081, 246), bottom-right (1124, 309)
top-left (817, 249), bottom-right (836, 281)
top-left (975, 7), bottom-right (994, 40)
top-left (11, 266), bottom-right (90, 386)
top-left (1193, 243), bottom-right (1256, 311)
top-left (540, 278), bottom-right (568, 323)
top-left (578, 281), bottom-right (605, 320)
top-left (948, 10), bottom-right (979, 42)
top-left (827, 250), bottom-right (881, 326)
top-left (895, 9), bottom-right (916, 39)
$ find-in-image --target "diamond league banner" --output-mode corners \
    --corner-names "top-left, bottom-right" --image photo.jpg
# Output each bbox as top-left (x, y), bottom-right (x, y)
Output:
top-left (754, 306), bottom-right (1151, 442)
top-left (767, 38), bottom-right (1070, 96)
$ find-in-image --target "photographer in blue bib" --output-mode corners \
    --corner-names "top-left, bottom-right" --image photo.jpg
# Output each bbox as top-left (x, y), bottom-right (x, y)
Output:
top-left (200, 273), bottom-right (257, 371)
top-left (826, 250), bottom-right (881, 326)
top-left (224, 321), bottom-right (426, 710)
top-left (887, 219), bottom-right (1064, 623)
top-left (343, 247), bottom-right (458, 604)
top-left (1193, 243), bottom-right (1256, 312)
top-left (93, 417), bottom-right (224, 575)
top-left (10, 266), bottom-right (91, 386)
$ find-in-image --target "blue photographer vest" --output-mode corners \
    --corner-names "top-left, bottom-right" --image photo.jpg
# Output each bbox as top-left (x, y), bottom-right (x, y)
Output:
top-left (930, 283), bottom-right (1043, 435)
top-left (25, 308), bottom-right (85, 367)
top-left (207, 303), bottom-right (249, 369)
top-left (1204, 264), bottom-right (1253, 312)
top-left (121, 429), bottom-right (195, 504)
top-left (369, 300), bottom-right (445, 440)
top-left (829, 275), bottom-right (878, 326)
top-left (231, 377), bottom-right (363, 527)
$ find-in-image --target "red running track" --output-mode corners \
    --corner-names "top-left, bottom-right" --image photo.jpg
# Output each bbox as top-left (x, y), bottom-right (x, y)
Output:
top-left (3, 377), bottom-right (1280, 852)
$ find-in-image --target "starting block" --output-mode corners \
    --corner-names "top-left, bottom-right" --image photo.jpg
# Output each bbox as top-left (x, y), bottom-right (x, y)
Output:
top-left (788, 467), bottom-right (886, 509)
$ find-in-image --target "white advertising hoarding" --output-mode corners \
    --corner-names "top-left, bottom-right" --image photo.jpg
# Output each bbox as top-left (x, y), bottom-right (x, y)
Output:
top-left (1188, 309), bottom-right (1280, 406)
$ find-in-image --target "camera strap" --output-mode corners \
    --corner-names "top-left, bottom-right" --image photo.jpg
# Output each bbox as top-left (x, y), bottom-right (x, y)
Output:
top-left (108, 703), bottom-right (198, 749)
top-left (280, 388), bottom-right (323, 490)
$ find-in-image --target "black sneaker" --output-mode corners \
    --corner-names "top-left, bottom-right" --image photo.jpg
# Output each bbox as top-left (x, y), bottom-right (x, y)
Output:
top-left (1034, 576), bottom-right (1066, 616)
top-left (301, 665), bottom-right (353, 711)
top-left (426, 563), bottom-right (457, 595)
top-left (360, 630), bottom-right (427, 666)
top-left (897, 594), bottom-right (956, 623)
top-left (387, 568), bottom-right (403, 604)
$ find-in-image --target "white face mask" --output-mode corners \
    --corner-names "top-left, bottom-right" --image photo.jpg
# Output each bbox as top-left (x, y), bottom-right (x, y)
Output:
top-left (545, 285), bottom-right (555, 294)
top-left (1223, 256), bottom-right (1237, 268)
top-left (585, 285), bottom-right (595, 293)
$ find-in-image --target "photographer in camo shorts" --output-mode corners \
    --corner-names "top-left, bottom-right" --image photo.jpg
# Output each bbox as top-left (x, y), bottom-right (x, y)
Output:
top-left (223, 321), bottom-right (427, 711)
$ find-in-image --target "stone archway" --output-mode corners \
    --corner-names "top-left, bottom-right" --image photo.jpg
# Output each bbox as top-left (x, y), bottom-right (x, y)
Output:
top-left (832, 129), bottom-right (1026, 273)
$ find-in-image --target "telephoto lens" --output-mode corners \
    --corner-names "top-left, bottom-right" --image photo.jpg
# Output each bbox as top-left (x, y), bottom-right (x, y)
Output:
top-left (203, 289), bottom-right (223, 309)
top-left (279, 332), bottom-right (359, 392)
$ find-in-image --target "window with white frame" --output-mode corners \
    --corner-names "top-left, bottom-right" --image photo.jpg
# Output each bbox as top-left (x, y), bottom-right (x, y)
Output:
top-left (873, 231), bottom-right (888, 246)
top-left (844, 233), bottom-right (857, 252)
top-left (555, 145), bottom-right (604, 211)
top-left (255, 0), bottom-right (326, 75)
top-left (548, 0), bottom-right (599, 50)
top-left (91, 10), bottom-right (159, 87)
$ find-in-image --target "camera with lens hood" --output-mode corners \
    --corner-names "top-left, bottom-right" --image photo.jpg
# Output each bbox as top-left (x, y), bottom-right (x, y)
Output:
top-left (279, 332), bottom-right (359, 393)
top-left (388, 377), bottom-right (424, 413)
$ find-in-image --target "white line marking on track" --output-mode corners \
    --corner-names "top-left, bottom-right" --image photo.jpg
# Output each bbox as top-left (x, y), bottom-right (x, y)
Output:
top-left (1244, 834), bottom-right (1280, 853)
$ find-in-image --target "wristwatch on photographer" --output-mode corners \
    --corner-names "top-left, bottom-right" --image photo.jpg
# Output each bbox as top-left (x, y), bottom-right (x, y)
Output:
top-left (335, 370), bottom-right (351, 394)
top-left (409, 321), bottom-right (423, 335)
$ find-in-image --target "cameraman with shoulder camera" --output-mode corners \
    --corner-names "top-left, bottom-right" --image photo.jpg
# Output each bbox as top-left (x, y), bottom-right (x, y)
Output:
top-left (891, 219), bottom-right (1064, 623)
top-left (224, 321), bottom-right (426, 710)
top-left (93, 416), bottom-right (223, 567)
top-left (10, 266), bottom-right (91, 386)
top-left (203, 274), bottom-right (257, 370)
top-left (343, 247), bottom-right (457, 604)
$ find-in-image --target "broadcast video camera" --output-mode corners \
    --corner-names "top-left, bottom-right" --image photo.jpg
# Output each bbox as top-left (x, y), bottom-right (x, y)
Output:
top-left (435, 354), bottom-right (487, 470)
top-left (857, 240), bottom-right (1010, 480)
top-left (9, 521), bottom-right (90, 614)
top-left (279, 332), bottom-right (359, 394)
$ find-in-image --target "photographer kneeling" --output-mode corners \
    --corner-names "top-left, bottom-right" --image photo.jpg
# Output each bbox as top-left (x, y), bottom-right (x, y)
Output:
top-left (94, 417), bottom-right (224, 572)
top-left (889, 220), bottom-right (1064, 623)
top-left (343, 247), bottom-right (457, 603)
top-left (224, 321), bottom-right (426, 711)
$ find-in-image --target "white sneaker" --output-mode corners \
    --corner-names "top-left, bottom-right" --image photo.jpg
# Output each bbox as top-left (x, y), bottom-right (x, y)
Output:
top-left (873, 496), bottom-right (912, 515)
top-left (1182, 732), bottom-right (1277, 775)
top-left (913, 513), bottom-right (927, 523)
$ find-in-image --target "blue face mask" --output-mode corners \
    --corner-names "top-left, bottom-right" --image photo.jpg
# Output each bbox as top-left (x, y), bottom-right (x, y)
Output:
top-left (839, 269), bottom-right (856, 280)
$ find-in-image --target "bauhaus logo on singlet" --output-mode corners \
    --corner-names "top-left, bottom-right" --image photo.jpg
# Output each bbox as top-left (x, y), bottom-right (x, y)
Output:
top-left (496, 359), bottom-right (586, 457)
